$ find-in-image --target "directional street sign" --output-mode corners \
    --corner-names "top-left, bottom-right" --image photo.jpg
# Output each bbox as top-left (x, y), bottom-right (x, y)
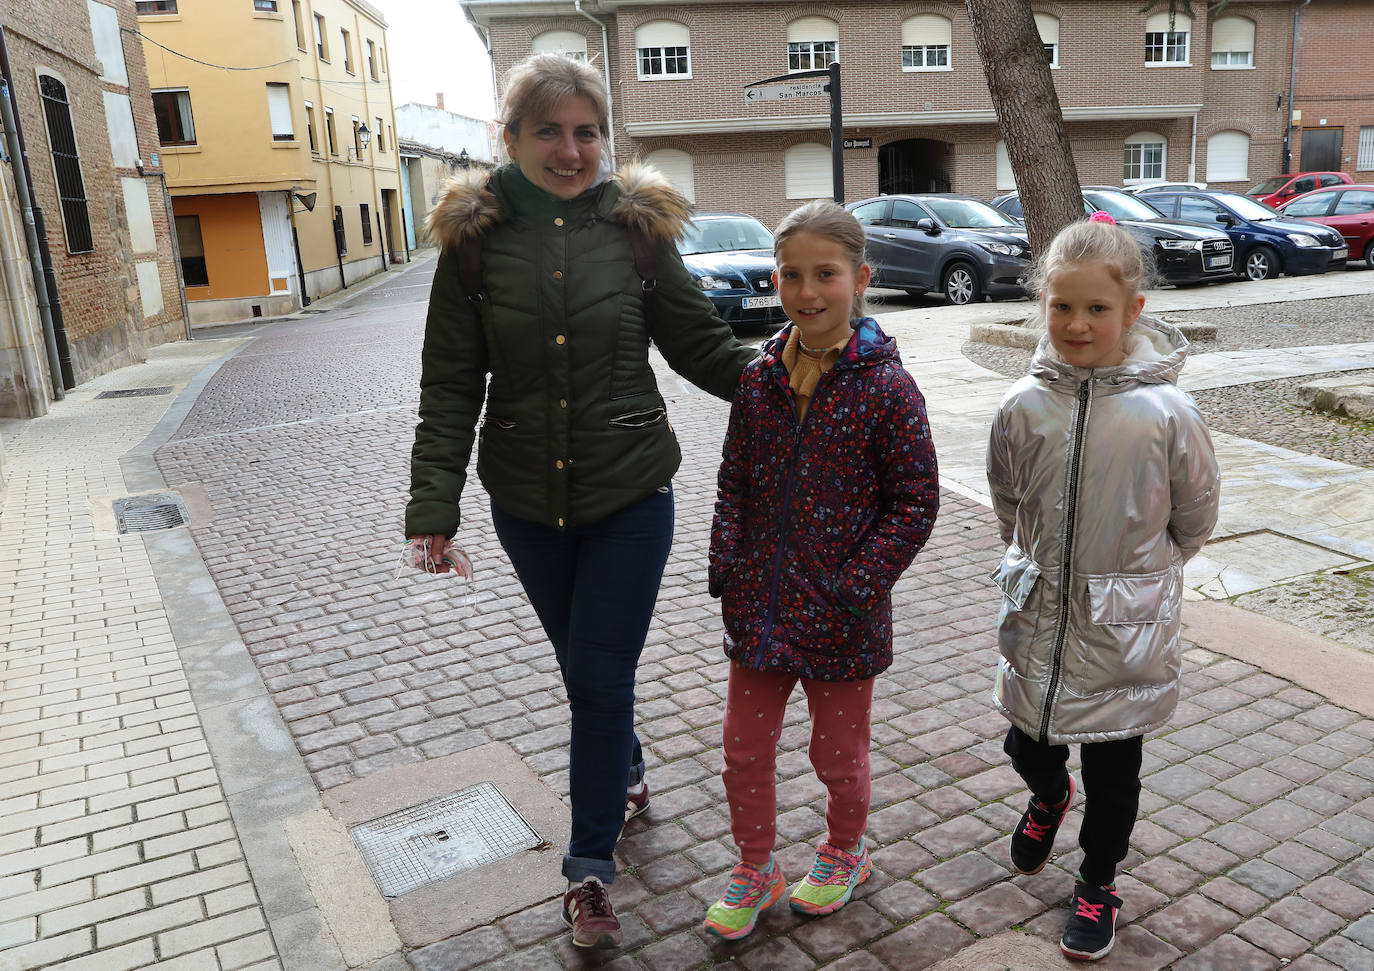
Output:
top-left (743, 80), bottom-right (828, 103)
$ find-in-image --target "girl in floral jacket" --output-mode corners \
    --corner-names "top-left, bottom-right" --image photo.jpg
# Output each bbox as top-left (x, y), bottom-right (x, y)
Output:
top-left (703, 201), bottom-right (939, 940)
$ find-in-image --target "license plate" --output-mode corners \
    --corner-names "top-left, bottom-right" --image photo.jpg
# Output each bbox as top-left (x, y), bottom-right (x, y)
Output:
top-left (1206, 255), bottom-right (1231, 268)
top-left (743, 295), bottom-right (781, 309)
top-left (1334, 248), bottom-right (1348, 260)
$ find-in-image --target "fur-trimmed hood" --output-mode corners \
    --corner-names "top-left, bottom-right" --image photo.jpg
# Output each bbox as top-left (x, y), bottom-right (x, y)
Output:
top-left (425, 161), bottom-right (692, 251)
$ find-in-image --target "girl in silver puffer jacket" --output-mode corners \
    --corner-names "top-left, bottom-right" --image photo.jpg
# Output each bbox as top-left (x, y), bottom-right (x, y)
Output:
top-left (985, 213), bottom-right (1220, 963)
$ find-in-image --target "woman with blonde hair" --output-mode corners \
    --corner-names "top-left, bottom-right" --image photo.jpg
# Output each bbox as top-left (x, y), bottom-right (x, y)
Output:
top-left (405, 53), bottom-right (755, 949)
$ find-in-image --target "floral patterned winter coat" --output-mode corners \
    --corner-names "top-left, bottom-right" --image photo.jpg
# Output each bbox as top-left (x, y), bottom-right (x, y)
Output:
top-left (709, 317), bottom-right (939, 681)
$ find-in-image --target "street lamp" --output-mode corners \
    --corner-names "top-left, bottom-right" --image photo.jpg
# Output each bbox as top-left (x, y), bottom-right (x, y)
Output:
top-left (358, 123), bottom-right (371, 150)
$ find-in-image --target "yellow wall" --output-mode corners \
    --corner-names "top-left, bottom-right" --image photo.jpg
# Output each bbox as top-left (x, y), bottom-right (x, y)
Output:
top-left (176, 195), bottom-right (270, 302)
top-left (140, 0), bottom-right (404, 289)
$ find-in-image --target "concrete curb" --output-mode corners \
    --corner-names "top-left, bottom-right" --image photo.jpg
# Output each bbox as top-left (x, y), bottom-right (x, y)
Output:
top-left (119, 340), bottom-right (404, 971)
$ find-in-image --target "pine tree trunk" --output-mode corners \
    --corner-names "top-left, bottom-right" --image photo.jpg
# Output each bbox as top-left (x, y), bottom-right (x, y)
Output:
top-left (964, 0), bottom-right (1083, 257)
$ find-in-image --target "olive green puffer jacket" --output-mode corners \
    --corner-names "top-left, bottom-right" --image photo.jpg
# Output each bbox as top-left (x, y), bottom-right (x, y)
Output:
top-left (406, 162), bottom-right (757, 536)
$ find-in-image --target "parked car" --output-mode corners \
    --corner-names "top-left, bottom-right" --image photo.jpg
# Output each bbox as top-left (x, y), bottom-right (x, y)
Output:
top-left (1246, 171), bottom-right (1353, 208)
top-left (1145, 189), bottom-right (1348, 280)
top-left (845, 194), bottom-right (1031, 305)
top-left (1128, 181), bottom-right (1208, 195)
top-left (1277, 184), bottom-right (1374, 267)
top-left (676, 212), bottom-right (787, 328)
top-left (990, 188), bottom-right (1235, 285)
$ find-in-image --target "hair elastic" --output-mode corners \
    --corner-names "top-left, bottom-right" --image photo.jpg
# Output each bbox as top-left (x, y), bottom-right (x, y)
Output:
top-left (1089, 211), bottom-right (1117, 225)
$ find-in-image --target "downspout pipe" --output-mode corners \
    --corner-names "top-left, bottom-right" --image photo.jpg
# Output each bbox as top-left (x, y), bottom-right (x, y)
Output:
top-left (1284, 0), bottom-right (1311, 175)
top-left (573, 0), bottom-right (617, 171)
top-left (1188, 111), bottom-right (1197, 183)
top-left (0, 22), bottom-right (66, 400)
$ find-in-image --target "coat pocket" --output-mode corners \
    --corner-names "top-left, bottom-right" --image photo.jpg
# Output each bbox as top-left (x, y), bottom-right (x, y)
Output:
top-left (1086, 569), bottom-right (1178, 625)
top-left (991, 543), bottom-right (1041, 611)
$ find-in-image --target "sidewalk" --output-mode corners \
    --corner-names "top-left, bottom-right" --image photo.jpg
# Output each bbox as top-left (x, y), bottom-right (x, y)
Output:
top-left (2, 261), bottom-right (1373, 969)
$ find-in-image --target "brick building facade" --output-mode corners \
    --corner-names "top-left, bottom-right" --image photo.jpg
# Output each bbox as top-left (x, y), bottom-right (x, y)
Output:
top-left (2, 0), bottom-right (185, 415)
top-left (464, 0), bottom-right (1373, 229)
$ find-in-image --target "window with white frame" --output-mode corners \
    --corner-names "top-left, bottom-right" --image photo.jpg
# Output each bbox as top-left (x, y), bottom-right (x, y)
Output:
top-left (1210, 16), bottom-right (1254, 68)
top-left (636, 21), bottom-right (690, 79)
top-left (787, 17), bottom-right (837, 72)
top-left (532, 29), bottom-right (588, 60)
top-left (266, 83), bottom-right (293, 141)
top-left (1124, 132), bottom-right (1166, 182)
top-left (784, 143), bottom-right (832, 199)
top-left (1359, 126), bottom-right (1374, 171)
top-left (995, 140), bottom-right (1015, 190)
top-left (644, 148), bottom-right (695, 203)
top-left (901, 15), bottom-right (951, 70)
top-left (1034, 13), bottom-right (1059, 67)
top-left (1206, 130), bottom-right (1250, 182)
top-left (1145, 12), bottom-right (1190, 64)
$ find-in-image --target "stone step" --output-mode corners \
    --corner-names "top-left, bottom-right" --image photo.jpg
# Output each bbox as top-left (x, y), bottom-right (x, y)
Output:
top-left (969, 319), bottom-right (1218, 349)
top-left (1299, 376), bottom-right (1374, 420)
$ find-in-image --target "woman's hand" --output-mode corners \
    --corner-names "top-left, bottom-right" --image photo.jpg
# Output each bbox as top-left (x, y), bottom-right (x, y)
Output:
top-left (406, 534), bottom-right (474, 579)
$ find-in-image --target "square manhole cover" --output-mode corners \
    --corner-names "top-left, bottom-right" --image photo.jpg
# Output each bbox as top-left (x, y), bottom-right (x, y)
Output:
top-left (350, 782), bottom-right (542, 897)
top-left (113, 493), bottom-right (189, 534)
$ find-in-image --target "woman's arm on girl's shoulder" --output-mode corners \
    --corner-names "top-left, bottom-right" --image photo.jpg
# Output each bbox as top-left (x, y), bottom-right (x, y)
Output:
top-left (649, 243), bottom-right (758, 400)
top-left (708, 379), bottom-right (755, 598)
top-left (833, 367), bottom-right (940, 614)
top-left (1167, 395), bottom-right (1221, 563)
top-left (405, 248), bottom-right (491, 538)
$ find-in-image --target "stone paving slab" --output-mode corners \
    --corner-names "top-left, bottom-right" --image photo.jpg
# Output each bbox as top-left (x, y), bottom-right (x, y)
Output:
top-left (143, 258), bottom-right (1374, 968)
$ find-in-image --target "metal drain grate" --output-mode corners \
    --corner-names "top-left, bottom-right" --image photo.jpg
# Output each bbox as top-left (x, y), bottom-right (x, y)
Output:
top-left (96, 386), bottom-right (173, 399)
top-left (350, 782), bottom-right (542, 898)
top-left (113, 493), bottom-right (189, 534)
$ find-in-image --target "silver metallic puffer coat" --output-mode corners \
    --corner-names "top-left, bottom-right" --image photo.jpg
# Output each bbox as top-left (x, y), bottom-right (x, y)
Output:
top-left (986, 316), bottom-right (1220, 745)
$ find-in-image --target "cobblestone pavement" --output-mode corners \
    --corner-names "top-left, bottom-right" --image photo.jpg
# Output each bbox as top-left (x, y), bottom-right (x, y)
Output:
top-left (146, 258), bottom-right (1374, 968)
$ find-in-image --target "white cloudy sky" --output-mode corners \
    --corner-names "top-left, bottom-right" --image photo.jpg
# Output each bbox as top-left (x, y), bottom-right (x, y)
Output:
top-left (376, 0), bottom-right (497, 119)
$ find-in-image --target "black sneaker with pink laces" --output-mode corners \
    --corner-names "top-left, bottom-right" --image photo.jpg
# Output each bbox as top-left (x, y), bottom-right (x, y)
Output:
top-left (1010, 774), bottom-right (1076, 875)
top-left (1060, 880), bottom-right (1122, 961)
top-left (562, 876), bottom-right (622, 949)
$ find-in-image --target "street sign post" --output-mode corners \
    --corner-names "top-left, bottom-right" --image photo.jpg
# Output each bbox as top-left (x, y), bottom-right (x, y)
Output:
top-left (744, 63), bottom-right (845, 204)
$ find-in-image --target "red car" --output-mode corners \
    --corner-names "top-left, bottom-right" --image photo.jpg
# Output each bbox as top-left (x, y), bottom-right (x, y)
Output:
top-left (1248, 171), bottom-right (1353, 207)
top-left (1278, 184), bottom-right (1374, 267)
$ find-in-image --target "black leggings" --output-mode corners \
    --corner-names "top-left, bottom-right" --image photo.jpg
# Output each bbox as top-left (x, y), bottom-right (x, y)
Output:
top-left (1004, 726), bottom-right (1144, 887)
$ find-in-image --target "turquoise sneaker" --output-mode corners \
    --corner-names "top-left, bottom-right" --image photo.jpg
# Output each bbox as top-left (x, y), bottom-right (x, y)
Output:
top-left (703, 858), bottom-right (786, 940)
top-left (789, 838), bottom-right (872, 916)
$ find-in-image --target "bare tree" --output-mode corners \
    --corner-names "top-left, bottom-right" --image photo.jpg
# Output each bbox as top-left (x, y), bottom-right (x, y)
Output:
top-left (964, 0), bottom-right (1081, 256)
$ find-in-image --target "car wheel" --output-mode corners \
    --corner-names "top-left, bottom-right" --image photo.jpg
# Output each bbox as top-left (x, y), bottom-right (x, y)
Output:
top-left (1365, 240), bottom-right (1374, 267)
top-left (1244, 245), bottom-right (1280, 281)
top-left (942, 262), bottom-right (981, 306)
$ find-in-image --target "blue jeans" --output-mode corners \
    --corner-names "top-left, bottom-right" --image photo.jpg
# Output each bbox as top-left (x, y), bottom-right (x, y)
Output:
top-left (492, 486), bottom-right (674, 884)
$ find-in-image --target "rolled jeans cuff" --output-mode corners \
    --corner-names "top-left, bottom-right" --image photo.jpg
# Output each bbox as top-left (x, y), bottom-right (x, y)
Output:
top-left (627, 759), bottom-right (645, 788)
top-left (563, 853), bottom-right (617, 885)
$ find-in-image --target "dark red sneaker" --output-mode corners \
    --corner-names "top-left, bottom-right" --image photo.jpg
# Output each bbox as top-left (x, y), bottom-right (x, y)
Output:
top-left (1061, 880), bottom-right (1122, 961)
top-left (1010, 775), bottom-right (1075, 875)
top-left (562, 877), bottom-right (622, 949)
top-left (625, 782), bottom-right (651, 825)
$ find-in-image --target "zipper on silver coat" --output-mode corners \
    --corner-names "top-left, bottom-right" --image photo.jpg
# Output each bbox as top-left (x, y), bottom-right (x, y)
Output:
top-left (1038, 376), bottom-right (1092, 744)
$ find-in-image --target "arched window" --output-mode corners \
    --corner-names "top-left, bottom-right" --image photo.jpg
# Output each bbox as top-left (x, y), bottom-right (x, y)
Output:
top-left (1207, 130), bottom-right (1251, 182)
top-left (644, 149), bottom-right (695, 203)
top-left (787, 17), bottom-right (837, 72)
top-left (532, 30), bottom-right (588, 61)
top-left (38, 74), bottom-right (93, 253)
top-left (784, 143), bottom-right (831, 199)
top-left (1034, 13), bottom-right (1060, 68)
top-left (1145, 12), bottom-right (1191, 65)
top-left (635, 21), bottom-right (690, 78)
top-left (1123, 131), bottom-right (1166, 182)
top-left (1210, 17), bottom-right (1255, 68)
top-left (995, 140), bottom-right (1015, 190)
top-left (901, 15), bottom-right (952, 70)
